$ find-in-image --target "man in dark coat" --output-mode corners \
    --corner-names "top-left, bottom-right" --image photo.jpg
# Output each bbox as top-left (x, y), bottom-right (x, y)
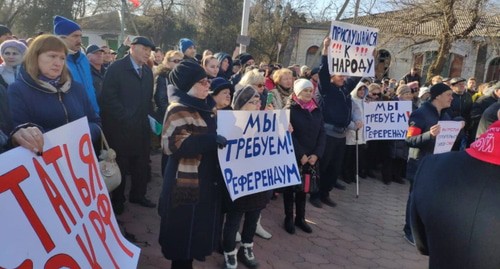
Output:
top-left (402, 67), bottom-right (421, 85)
top-left (309, 37), bottom-right (361, 208)
top-left (411, 114), bottom-right (500, 269)
top-left (476, 100), bottom-right (500, 137)
top-left (101, 36), bottom-right (156, 214)
top-left (403, 83), bottom-right (459, 245)
top-left (449, 77), bottom-right (473, 145)
top-left (86, 44), bottom-right (106, 104)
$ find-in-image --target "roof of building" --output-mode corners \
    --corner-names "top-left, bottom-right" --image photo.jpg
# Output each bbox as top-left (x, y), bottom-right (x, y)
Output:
top-left (297, 8), bottom-right (500, 38)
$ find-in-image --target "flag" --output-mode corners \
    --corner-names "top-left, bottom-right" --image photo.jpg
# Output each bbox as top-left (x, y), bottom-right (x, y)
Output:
top-left (129, 0), bottom-right (140, 7)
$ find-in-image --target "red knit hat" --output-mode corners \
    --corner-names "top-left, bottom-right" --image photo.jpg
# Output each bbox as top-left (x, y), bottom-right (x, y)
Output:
top-left (466, 120), bottom-right (500, 165)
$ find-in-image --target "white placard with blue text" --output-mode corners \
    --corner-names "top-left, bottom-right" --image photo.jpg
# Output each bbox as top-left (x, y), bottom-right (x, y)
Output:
top-left (217, 110), bottom-right (301, 201)
top-left (363, 101), bottom-right (412, 141)
top-left (329, 21), bottom-right (379, 76)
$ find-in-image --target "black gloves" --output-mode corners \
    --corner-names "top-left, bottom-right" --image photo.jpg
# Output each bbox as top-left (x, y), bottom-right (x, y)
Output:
top-left (216, 135), bottom-right (228, 149)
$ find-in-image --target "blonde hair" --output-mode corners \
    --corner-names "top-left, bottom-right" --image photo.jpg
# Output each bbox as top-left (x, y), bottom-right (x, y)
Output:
top-left (24, 34), bottom-right (70, 84)
top-left (238, 69), bottom-right (265, 88)
top-left (162, 50), bottom-right (183, 65)
top-left (272, 68), bottom-right (293, 85)
top-left (431, 75), bottom-right (443, 84)
top-left (202, 55), bottom-right (217, 67)
top-left (368, 83), bottom-right (381, 93)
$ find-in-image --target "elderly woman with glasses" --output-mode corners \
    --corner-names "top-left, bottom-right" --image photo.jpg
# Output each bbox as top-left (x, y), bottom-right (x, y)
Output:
top-left (236, 68), bottom-right (272, 111)
top-left (158, 60), bottom-right (228, 269)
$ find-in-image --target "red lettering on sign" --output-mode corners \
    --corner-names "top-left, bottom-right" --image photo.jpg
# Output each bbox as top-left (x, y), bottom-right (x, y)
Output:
top-left (15, 259), bottom-right (33, 269)
top-left (79, 133), bottom-right (103, 199)
top-left (44, 253), bottom-right (80, 269)
top-left (96, 194), bottom-right (134, 257)
top-left (76, 223), bottom-right (102, 269)
top-left (63, 144), bottom-right (91, 207)
top-left (34, 158), bottom-right (76, 234)
top-left (89, 210), bottom-right (119, 268)
top-left (0, 166), bottom-right (55, 253)
top-left (42, 146), bottom-right (83, 218)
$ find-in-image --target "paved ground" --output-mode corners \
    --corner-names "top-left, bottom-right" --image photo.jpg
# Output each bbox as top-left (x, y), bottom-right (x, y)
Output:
top-left (118, 153), bottom-right (428, 269)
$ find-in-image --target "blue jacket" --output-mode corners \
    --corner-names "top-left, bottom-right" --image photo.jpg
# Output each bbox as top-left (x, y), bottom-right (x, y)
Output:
top-left (8, 67), bottom-right (101, 142)
top-left (67, 51), bottom-right (100, 114)
top-left (318, 56), bottom-right (360, 132)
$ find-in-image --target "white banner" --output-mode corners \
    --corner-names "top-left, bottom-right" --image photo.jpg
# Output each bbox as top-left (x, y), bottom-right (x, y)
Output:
top-left (217, 110), bottom-right (301, 201)
top-left (433, 121), bottom-right (462, 154)
top-left (364, 101), bottom-right (413, 141)
top-left (0, 117), bottom-right (140, 269)
top-left (329, 21), bottom-right (379, 76)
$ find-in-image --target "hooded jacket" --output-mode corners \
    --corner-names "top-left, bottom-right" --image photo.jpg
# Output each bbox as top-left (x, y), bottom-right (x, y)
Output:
top-left (214, 52), bottom-right (233, 80)
top-left (346, 82), bottom-right (367, 145)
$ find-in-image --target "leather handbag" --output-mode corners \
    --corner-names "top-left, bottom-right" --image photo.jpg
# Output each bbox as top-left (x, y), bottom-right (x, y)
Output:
top-left (295, 163), bottom-right (320, 193)
top-left (98, 130), bottom-right (121, 192)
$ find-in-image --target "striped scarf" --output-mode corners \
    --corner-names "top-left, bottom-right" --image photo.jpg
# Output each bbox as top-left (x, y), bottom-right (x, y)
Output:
top-left (162, 102), bottom-right (208, 206)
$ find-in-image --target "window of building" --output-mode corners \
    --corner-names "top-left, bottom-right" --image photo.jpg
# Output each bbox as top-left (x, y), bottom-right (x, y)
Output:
top-left (82, 36), bottom-right (89, 48)
top-left (486, 57), bottom-right (500, 82)
top-left (305, 46), bottom-right (319, 68)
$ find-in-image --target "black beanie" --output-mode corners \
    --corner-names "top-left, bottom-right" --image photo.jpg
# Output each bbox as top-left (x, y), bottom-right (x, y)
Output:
top-left (430, 83), bottom-right (451, 100)
top-left (210, 77), bottom-right (232, 96)
top-left (233, 86), bottom-right (259, 110)
top-left (0, 25), bottom-right (11, 36)
top-left (238, 53), bottom-right (254, 66)
top-left (169, 59), bottom-right (207, 92)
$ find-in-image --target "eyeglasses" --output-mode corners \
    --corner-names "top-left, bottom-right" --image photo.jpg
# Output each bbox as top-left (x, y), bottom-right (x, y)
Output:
top-left (247, 100), bottom-right (261, 105)
top-left (197, 78), bottom-right (210, 86)
top-left (169, 59), bottom-right (182, 64)
top-left (255, 84), bottom-right (265, 88)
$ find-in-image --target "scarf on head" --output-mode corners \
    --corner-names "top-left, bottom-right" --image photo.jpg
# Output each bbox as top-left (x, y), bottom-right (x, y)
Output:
top-left (292, 94), bottom-right (318, 113)
top-left (466, 120), bottom-right (500, 165)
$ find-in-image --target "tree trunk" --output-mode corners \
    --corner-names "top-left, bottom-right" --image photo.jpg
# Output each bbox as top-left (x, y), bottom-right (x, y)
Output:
top-left (426, 35), bottom-right (453, 83)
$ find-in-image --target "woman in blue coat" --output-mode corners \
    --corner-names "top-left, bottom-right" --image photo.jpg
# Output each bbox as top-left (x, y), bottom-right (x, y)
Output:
top-left (8, 34), bottom-right (100, 153)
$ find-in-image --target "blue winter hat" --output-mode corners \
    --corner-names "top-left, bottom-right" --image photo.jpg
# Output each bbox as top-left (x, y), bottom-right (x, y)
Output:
top-left (179, 38), bottom-right (195, 53)
top-left (53, 15), bottom-right (81, 36)
top-left (210, 77), bottom-right (233, 95)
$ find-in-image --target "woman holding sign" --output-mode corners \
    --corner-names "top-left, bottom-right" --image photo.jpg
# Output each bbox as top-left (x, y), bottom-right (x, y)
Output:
top-left (158, 60), bottom-right (228, 269)
top-left (221, 85), bottom-right (270, 269)
top-left (282, 78), bottom-right (326, 234)
top-left (7, 34), bottom-right (101, 155)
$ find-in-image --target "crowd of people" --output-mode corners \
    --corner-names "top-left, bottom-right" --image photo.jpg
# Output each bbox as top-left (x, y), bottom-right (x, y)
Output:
top-left (0, 14), bottom-right (499, 269)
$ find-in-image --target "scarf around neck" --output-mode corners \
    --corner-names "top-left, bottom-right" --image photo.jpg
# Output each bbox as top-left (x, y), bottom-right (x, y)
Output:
top-left (292, 94), bottom-right (318, 112)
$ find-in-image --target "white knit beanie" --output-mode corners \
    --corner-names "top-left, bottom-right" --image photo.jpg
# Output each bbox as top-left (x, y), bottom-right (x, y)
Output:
top-left (293, 78), bottom-right (314, 96)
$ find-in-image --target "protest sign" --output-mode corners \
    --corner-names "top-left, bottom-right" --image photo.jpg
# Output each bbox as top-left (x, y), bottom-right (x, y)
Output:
top-left (364, 101), bottom-right (412, 141)
top-left (0, 117), bottom-right (140, 269)
top-left (329, 21), bottom-right (379, 77)
top-left (217, 110), bottom-right (301, 201)
top-left (433, 120), bottom-right (462, 154)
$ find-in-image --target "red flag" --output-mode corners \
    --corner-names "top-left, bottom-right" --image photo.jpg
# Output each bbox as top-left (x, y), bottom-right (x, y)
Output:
top-left (129, 0), bottom-right (140, 7)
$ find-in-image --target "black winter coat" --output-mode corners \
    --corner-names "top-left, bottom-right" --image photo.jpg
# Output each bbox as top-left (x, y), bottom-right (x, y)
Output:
top-left (153, 67), bottom-right (171, 122)
top-left (449, 91), bottom-right (473, 128)
top-left (411, 151), bottom-right (500, 269)
top-left (158, 89), bottom-right (223, 260)
top-left (405, 101), bottom-right (452, 181)
top-left (476, 101), bottom-right (500, 137)
top-left (286, 98), bottom-right (326, 162)
top-left (100, 55), bottom-right (153, 156)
